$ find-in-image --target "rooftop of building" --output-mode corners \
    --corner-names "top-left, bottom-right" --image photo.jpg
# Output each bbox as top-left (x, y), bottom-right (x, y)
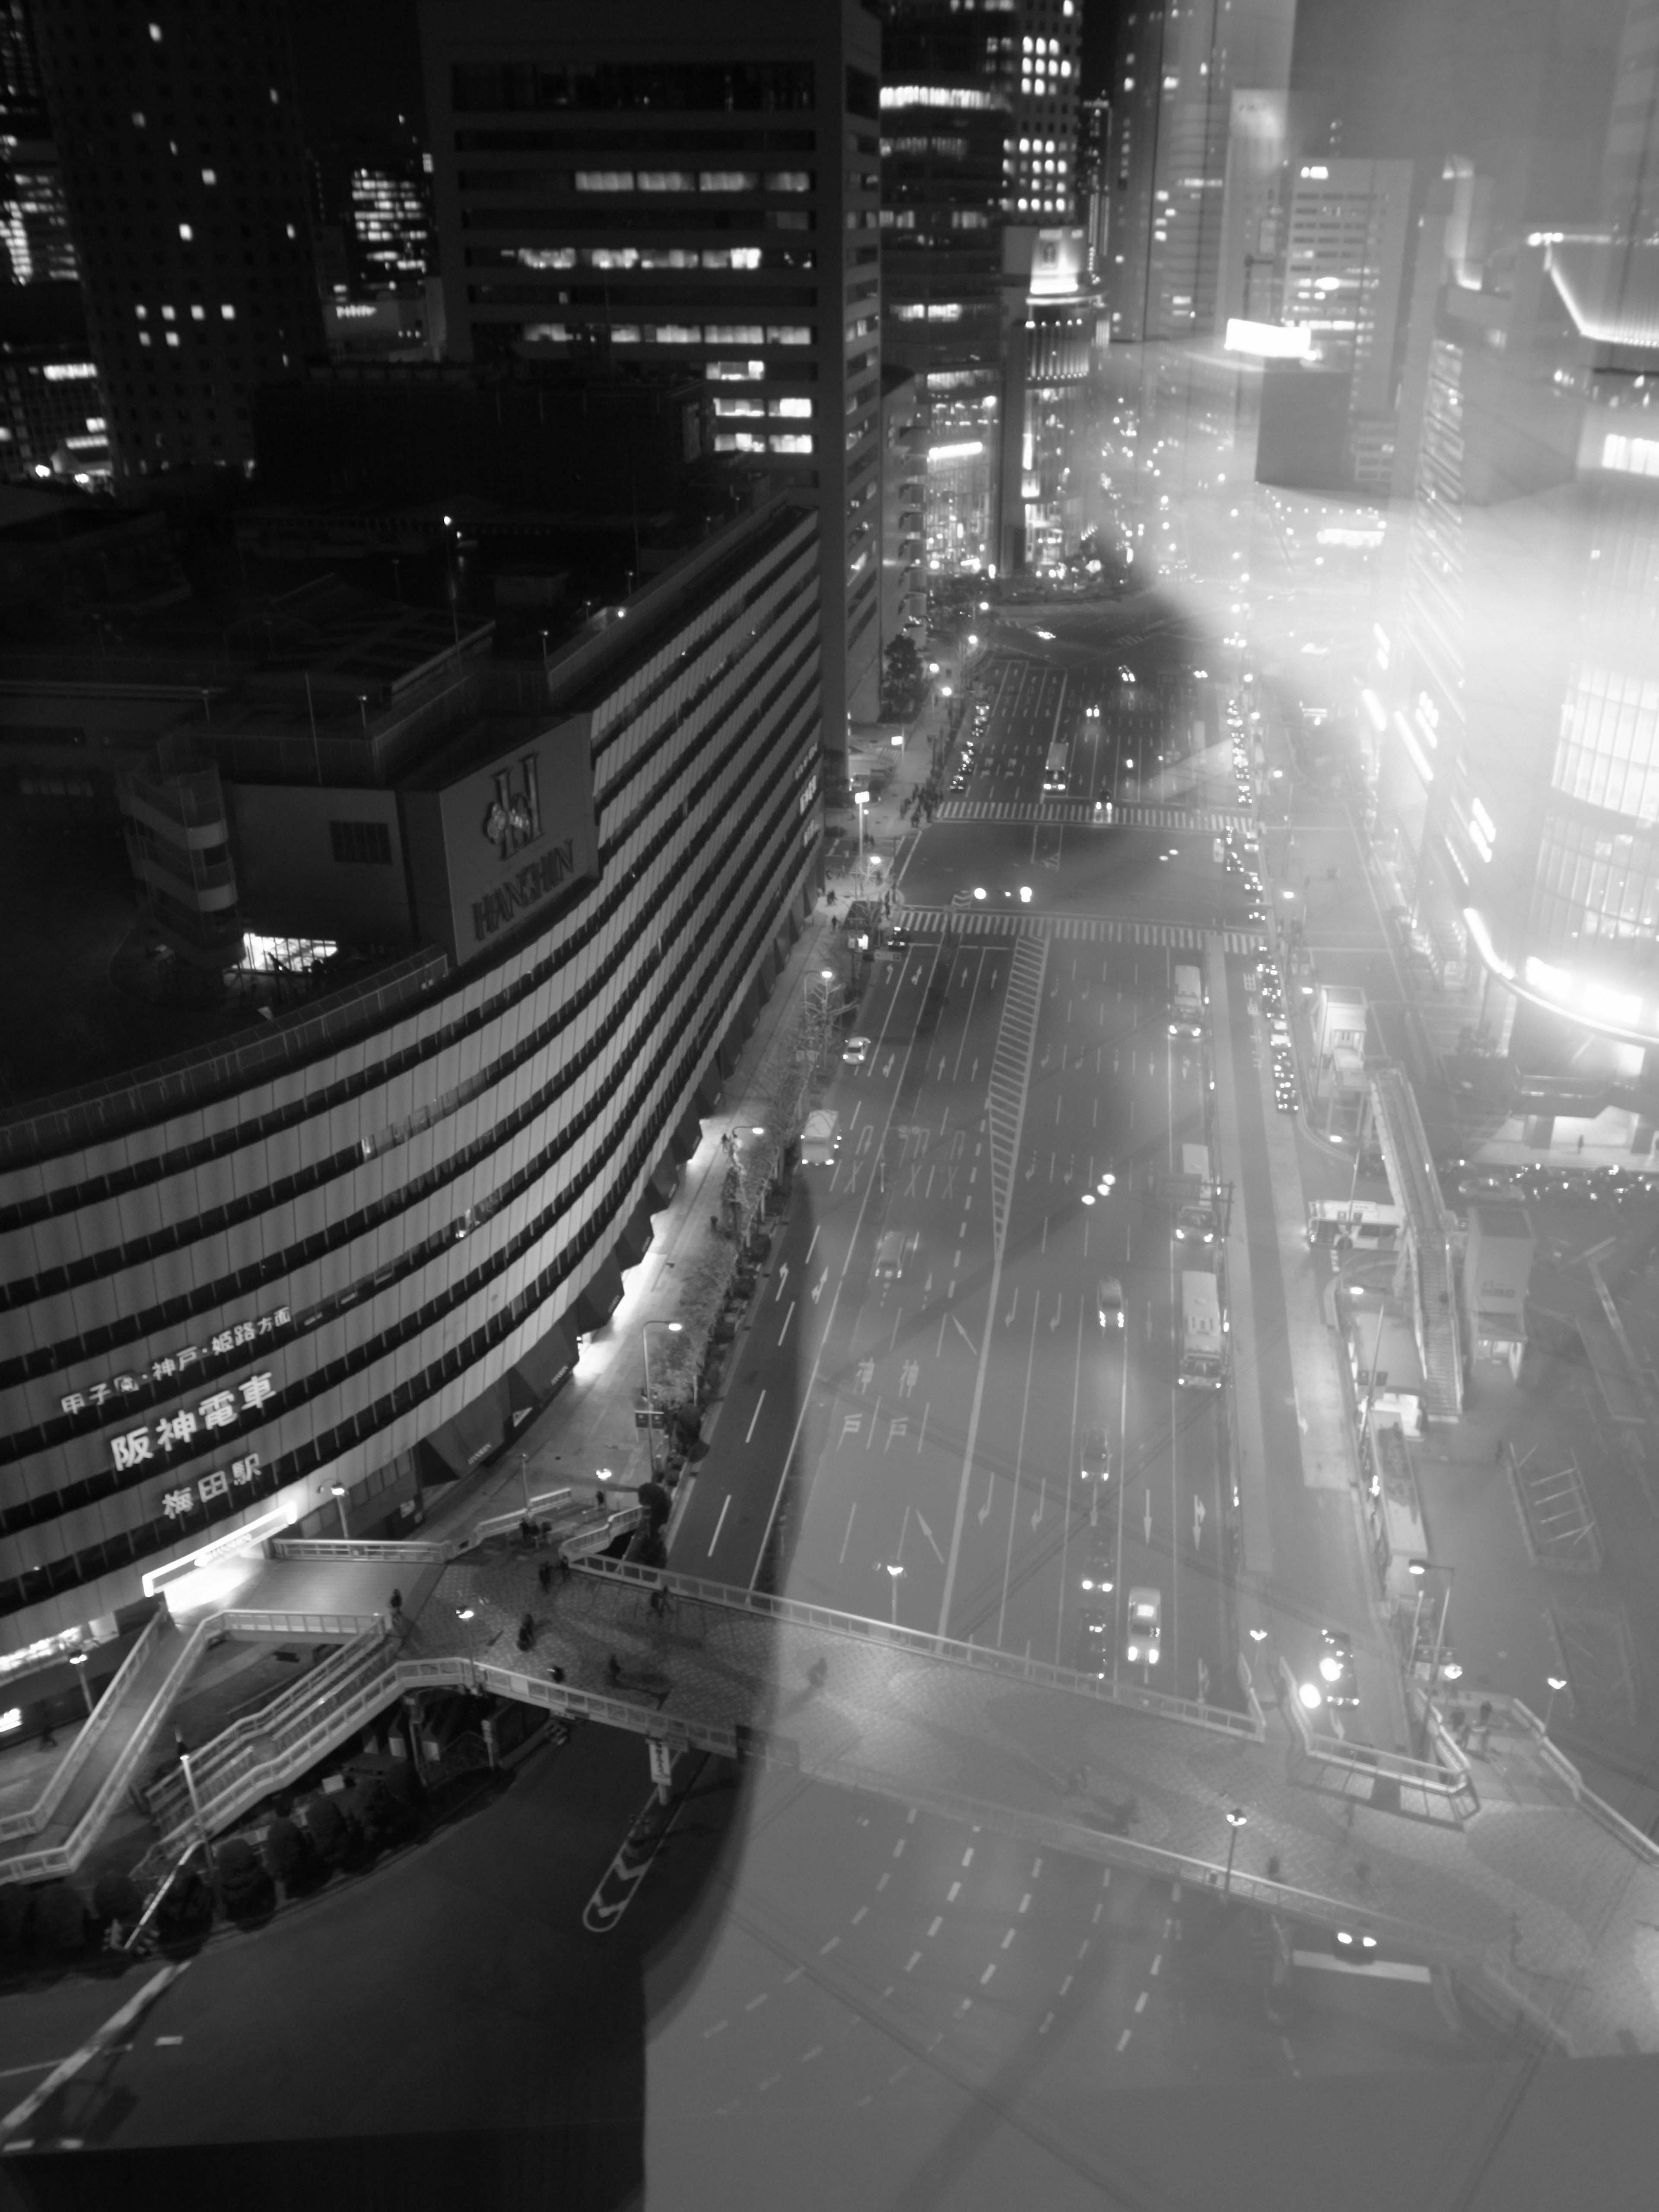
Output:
top-left (0, 490), bottom-right (807, 1142)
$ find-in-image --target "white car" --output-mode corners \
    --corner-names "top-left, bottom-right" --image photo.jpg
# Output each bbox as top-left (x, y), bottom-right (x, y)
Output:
top-left (1126, 1587), bottom-right (1162, 1667)
top-left (1097, 1278), bottom-right (1125, 1330)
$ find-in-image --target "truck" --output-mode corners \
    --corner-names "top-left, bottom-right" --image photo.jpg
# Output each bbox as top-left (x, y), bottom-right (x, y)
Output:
top-left (1306, 1198), bottom-right (1402, 1251)
top-left (1174, 1143), bottom-right (1217, 1244)
top-left (801, 1111), bottom-right (841, 1167)
top-left (1043, 738), bottom-right (1070, 793)
top-left (1178, 1268), bottom-right (1225, 1388)
top-left (1168, 962), bottom-right (1206, 1038)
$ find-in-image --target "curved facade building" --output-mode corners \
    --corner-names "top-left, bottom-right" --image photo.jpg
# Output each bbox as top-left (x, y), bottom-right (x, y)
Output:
top-left (0, 498), bottom-right (822, 1658)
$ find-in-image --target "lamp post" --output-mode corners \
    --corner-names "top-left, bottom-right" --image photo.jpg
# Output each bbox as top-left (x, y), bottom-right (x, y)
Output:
top-left (331, 1483), bottom-right (350, 1542)
top-left (455, 1606), bottom-right (480, 1673)
top-left (854, 788), bottom-right (870, 889)
top-left (1543, 1674), bottom-right (1568, 1731)
top-left (519, 1451), bottom-right (533, 1519)
top-left (174, 1728), bottom-right (222, 1912)
top-left (1223, 1807), bottom-right (1247, 1895)
top-left (68, 1650), bottom-right (95, 1719)
top-left (885, 1561), bottom-right (905, 1625)
top-left (641, 1321), bottom-right (684, 1477)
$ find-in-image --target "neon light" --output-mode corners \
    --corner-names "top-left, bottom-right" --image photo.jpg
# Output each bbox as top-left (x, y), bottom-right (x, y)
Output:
top-left (1392, 712), bottom-right (1434, 785)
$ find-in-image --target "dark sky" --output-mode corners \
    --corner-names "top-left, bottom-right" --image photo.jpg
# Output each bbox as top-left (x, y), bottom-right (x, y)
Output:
top-left (287, 0), bottom-right (426, 140)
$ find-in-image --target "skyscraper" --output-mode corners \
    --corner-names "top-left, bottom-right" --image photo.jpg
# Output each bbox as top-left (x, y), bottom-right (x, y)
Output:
top-left (418, 0), bottom-right (883, 769)
top-left (32, 0), bottom-right (323, 481)
top-left (0, 0), bottom-right (76, 287)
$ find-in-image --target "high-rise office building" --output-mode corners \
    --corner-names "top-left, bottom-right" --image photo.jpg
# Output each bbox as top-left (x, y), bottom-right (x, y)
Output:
top-left (1006, 0), bottom-right (1083, 222)
top-left (31, 0), bottom-right (323, 483)
top-left (418, 0), bottom-right (883, 773)
top-left (879, 1), bottom-right (1013, 573)
top-left (1103, 0), bottom-right (1297, 343)
top-left (0, 1), bottom-right (75, 288)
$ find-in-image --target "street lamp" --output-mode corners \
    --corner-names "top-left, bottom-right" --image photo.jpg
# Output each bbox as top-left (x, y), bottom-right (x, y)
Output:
top-left (1543, 1674), bottom-right (1568, 1730)
top-left (454, 1606), bottom-right (480, 1668)
top-left (854, 788), bottom-right (870, 886)
top-left (174, 1728), bottom-right (222, 1912)
top-left (884, 1562), bottom-right (905, 1625)
top-left (330, 1483), bottom-right (350, 1541)
top-left (68, 1650), bottom-right (95, 1719)
top-left (641, 1321), bottom-right (684, 1477)
top-left (1223, 1808), bottom-right (1247, 1895)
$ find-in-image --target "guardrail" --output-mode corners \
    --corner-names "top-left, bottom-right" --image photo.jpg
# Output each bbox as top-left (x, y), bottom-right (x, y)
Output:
top-left (144, 1624), bottom-right (393, 1836)
top-left (471, 1488), bottom-right (576, 1545)
top-left (576, 1558), bottom-right (1265, 1741)
top-left (1276, 1657), bottom-right (1478, 1818)
top-left (559, 1505), bottom-right (647, 1563)
top-left (267, 1538), bottom-right (458, 1564)
top-left (0, 1605), bottom-right (171, 1844)
top-left (1497, 1695), bottom-right (1659, 1866)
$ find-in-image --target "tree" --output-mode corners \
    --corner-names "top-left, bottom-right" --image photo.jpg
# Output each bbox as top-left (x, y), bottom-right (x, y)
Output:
top-left (215, 1837), bottom-right (273, 1922)
top-left (262, 1815), bottom-right (318, 1894)
top-left (30, 1883), bottom-right (86, 1961)
top-left (92, 1869), bottom-right (142, 1929)
top-left (301, 1791), bottom-right (349, 1868)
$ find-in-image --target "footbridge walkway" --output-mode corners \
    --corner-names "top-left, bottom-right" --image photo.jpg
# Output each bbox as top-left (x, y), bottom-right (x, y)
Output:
top-left (3, 1522), bottom-right (1658, 2057)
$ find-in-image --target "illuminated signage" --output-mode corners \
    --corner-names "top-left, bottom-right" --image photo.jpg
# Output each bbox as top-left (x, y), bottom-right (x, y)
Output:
top-left (109, 1372), bottom-right (274, 1471)
top-left (482, 754), bottom-right (541, 863)
top-left (162, 1453), bottom-right (261, 1520)
top-left (473, 839), bottom-right (580, 944)
top-left (62, 1307), bottom-right (289, 1415)
top-left (1224, 319), bottom-right (1311, 359)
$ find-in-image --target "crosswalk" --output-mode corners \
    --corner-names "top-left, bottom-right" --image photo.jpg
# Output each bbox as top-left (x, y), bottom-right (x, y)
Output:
top-left (902, 906), bottom-right (1265, 955)
top-left (931, 798), bottom-right (1255, 833)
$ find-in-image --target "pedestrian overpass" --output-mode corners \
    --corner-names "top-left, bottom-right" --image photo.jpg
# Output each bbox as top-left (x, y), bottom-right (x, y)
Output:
top-left (1368, 1062), bottom-right (1464, 1415)
top-left (1, 1520), bottom-right (1656, 2057)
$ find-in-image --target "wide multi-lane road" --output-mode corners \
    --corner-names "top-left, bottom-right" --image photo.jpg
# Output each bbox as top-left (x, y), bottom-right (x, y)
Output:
top-left (677, 633), bottom-right (1262, 1716)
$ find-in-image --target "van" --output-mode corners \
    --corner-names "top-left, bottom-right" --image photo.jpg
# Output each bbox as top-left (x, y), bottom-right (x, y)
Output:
top-left (874, 1230), bottom-right (913, 1280)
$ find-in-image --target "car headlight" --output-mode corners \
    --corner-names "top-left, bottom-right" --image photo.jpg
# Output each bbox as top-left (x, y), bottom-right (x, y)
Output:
top-left (1127, 1644), bottom-right (1139, 1662)
top-left (1147, 1646), bottom-right (1160, 1662)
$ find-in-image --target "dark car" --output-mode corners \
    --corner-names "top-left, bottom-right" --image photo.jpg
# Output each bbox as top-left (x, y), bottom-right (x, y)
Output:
top-left (1318, 1627), bottom-right (1360, 1707)
top-left (1079, 1425), bottom-right (1112, 1487)
top-left (1079, 1540), bottom-right (1116, 1595)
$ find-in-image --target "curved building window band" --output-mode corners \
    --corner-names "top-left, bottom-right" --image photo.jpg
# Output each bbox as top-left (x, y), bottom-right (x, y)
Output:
top-left (0, 610), bottom-right (818, 1337)
top-left (0, 840), bottom-right (813, 1616)
top-left (3, 796), bottom-right (814, 1557)
top-left (0, 534), bottom-right (814, 1238)
top-left (2, 736), bottom-right (818, 1483)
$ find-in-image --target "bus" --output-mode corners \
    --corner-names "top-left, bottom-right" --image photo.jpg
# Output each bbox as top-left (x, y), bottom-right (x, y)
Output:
top-left (1175, 1143), bottom-right (1216, 1243)
top-left (1043, 739), bottom-right (1069, 793)
top-left (1306, 1200), bottom-right (1403, 1251)
top-left (1178, 1268), bottom-right (1225, 1388)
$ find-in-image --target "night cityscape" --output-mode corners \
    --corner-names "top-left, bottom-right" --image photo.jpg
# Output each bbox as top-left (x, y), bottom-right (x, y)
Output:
top-left (0, 0), bottom-right (1657, 2205)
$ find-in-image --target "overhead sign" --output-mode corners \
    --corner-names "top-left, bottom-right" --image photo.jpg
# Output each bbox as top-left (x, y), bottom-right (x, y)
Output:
top-left (61, 1306), bottom-right (289, 1416)
top-left (402, 720), bottom-right (599, 966)
top-left (109, 1370), bottom-right (275, 1472)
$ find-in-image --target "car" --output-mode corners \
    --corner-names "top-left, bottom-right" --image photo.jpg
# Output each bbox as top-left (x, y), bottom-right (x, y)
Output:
top-left (1456, 1169), bottom-right (1516, 1199)
top-left (1080, 1541), bottom-right (1116, 1595)
top-left (1126, 1586), bottom-right (1162, 1666)
top-left (1097, 1278), bottom-right (1125, 1329)
top-left (842, 1035), bottom-right (870, 1064)
top-left (1318, 1627), bottom-right (1360, 1707)
top-left (1078, 1426), bottom-right (1112, 1487)
top-left (1333, 1927), bottom-right (1379, 1962)
top-left (1169, 1015), bottom-right (1204, 1039)
top-left (1076, 1616), bottom-right (1109, 1678)
top-left (884, 928), bottom-right (910, 953)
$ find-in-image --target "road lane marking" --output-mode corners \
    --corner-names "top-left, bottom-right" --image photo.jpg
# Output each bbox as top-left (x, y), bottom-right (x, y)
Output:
top-left (906, 1951), bottom-right (922, 1972)
top-left (1117, 2029), bottom-right (1132, 2052)
top-left (744, 1390), bottom-right (767, 1443)
top-left (947, 1881), bottom-right (962, 1901)
top-left (928, 1916), bottom-right (943, 1937)
top-left (777, 1301), bottom-right (795, 1342)
top-left (1150, 1954), bottom-right (1162, 1975)
top-left (820, 1937), bottom-right (840, 1955)
top-left (1135, 1992), bottom-right (1148, 2013)
top-left (746, 1994), bottom-right (768, 2010)
top-left (706, 1493), bottom-right (732, 1557)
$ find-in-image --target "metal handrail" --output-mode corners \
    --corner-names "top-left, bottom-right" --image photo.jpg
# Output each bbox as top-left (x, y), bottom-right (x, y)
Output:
top-left (574, 1557), bottom-right (1265, 1739)
top-left (0, 1605), bottom-right (171, 1843)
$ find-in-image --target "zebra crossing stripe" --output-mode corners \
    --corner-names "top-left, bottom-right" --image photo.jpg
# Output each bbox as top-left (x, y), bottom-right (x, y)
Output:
top-left (901, 907), bottom-right (1266, 956)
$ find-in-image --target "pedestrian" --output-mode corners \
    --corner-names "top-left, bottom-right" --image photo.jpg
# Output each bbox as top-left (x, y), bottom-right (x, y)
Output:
top-left (595, 1485), bottom-right (607, 1513)
top-left (538, 1560), bottom-right (553, 1595)
top-left (1494, 1437), bottom-right (1505, 1464)
top-left (548, 1665), bottom-right (566, 1684)
top-left (558, 1553), bottom-right (571, 1582)
top-left (648, 1584), bottom-right (666, 1619)
top-left (607, 1653), bottom-right (623, 1686)
top-left (807, 1656), bottom-right (828, 1689)
top-left (389, 1587), bottom-right (402, 1616)
top-left (1577, 1134), bottom-right (1585, 1154)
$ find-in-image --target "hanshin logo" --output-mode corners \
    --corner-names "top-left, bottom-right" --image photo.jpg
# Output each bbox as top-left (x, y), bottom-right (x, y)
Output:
top-left (482, 754), bottom-right (541, 862)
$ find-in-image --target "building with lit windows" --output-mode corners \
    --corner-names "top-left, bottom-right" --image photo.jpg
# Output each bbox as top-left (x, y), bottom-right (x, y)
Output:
top-left (32, 0), bottom-right (323, 483)
top-left (0, 0), bottom-right (76, 288)
top-left (1376, 48), bottom-right (1659, 1119)
top-left (0, 493), bottom-right (823, 1657)
top-left (1103, 0), bottom-right (1297, 344)
top-left (997, 223), bottom-right (1094, 572)
top-left (1007, 0), bottom-right (1082, 222)
top-left (417, 0), bottom-right (882, 780)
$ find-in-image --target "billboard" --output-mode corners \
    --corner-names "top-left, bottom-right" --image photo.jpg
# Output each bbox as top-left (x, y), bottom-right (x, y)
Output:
top-left (403, 716), bottom-right (599, 966)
